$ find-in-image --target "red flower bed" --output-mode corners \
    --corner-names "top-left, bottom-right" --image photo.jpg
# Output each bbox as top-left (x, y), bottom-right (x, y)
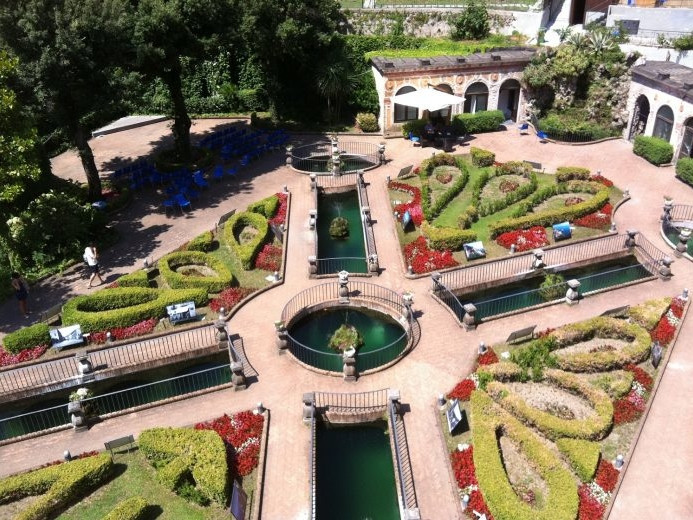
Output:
top-left (650, 316), bottom-right (676, 345)
top-left (613, 389), bottom-right (646, 425)
top-left (90, 318), bottom-right (158, 344)
top-left (195, 411), bottom-right (264, 477)
top-left (448, 379), bottom-right (476, 401)
top-left (496, 226), bottom-right (549, 252)
top-left (573, 203), bottom-right (613, 229)
top-left (595, 459), bottom-right (619, 492)
top-left (478, 349), bottom-right (499, 365)
top-left (210, 287), bottom-right (255, 313)
top-left (450, 447), bottom-right (494, 519)
top-left (269, 192), bottom-right (288, 227)
top-left (625, 364), bottom-right (653, 391)
top-left (404, 236), bottom-right (458, 274)
top-left (254, 244), bottom-right (282, 271)
top-left (578, 483), bottom-right (606, 520)
top-left (670, 297), bottom-right (685, 318)
top-left (590, 174), bottom-right (614, 187)
top-left (390, 182), bottom-right (423, 226)
top-left (0, 344), bottom-right (48, 367)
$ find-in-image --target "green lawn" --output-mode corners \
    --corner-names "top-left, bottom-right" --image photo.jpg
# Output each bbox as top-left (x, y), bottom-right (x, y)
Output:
top-left (58, 451), bottom-right (229, 520)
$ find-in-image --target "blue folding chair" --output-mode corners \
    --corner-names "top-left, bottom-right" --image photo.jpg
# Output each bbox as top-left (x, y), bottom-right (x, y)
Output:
top-left (408, 132), bottom-right (421, 146)
top-left (212, 165), bottom-right (224, 181)
top-left (180, 186), bottom-right (200, 200)
top-left (193, 171), bottom-right (209, 189)
top-left (537, 131), bottom-right (549, 143)
top-left (226, 166), bottom-right (238, 178)
top-left (240, 155), bottom-right (250, 167)
top-left (519, 122), bottom-right (529, 135)
top-left (174, 193), bottom-right (191, 213)
top-left (162, 198), bottom-right (177, 216)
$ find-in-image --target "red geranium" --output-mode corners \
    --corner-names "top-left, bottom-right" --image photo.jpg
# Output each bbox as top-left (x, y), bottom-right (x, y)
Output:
top-left (595, 459), bottom-right (619, 493)
top-left (613, 389), bottom-right (646, 425)
top-left (450, 447), bottom-right (494, 519)
top-left (625, 364), bottom-right (653, 391)
top-left (448, 379), bottom-right (476, 401)
top-left (650, 317), bottom-right (676, 345)
top-left (590, 174), bottom-right (614, 187)
top-left (573, 203), bottom-right (613, 230)
top-left (670, 297), bottom-right (685, 318)
top-left (90, 318), bottom-right (158, 344)
top-left (478, 349), bottom-right (499, 366)
top-left (496, 226), bottom-right (549, 252)
top-left (390, 182), bottom-right (423, 226)
top-left (254, 243), bottom-right (282, 272)
top-left (269, 192), bottom-right (288, 227)
top-left (0, 344), bottom-right (48, 367)
top-left (209, 287), bottom-right (255, 313)
top-left (578, 483), bottom-right (606, 520)
top-left (404, 236), bottom-right (458, 274)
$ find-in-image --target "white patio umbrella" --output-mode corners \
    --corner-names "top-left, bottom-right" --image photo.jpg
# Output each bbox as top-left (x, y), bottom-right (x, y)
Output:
top-left (391, 87), bottom-right (465, 112)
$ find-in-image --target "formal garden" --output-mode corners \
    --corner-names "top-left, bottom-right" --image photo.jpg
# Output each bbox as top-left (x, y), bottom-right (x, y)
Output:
top-left (389, 150), bottom-right (622, 274)
top-left (441, 295), bottom-right (685, 520)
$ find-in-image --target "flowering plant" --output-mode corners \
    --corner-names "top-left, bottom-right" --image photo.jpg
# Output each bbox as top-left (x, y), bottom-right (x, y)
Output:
top-left (649, 297), bottom-right (684, 345)
top-left (448, 378), bottom-right (476, 401)
top-left (578, 483), bottom-right (606, 520)
top-left (404, 236), bottom-right (458, 274)
top-left (625, 364), bottom-right (653, 391)
top-left (478, 349), bottom-right (499, 365)
top-left (573, 203), bottom-right (613, 229)
top-left (594, 459), bottom-right (619, 493)
top-left (590, 175), bottom-right (614, 187)
top-left (0, 344), bottom-right (48, 367)
top-left (210, 287), bottom-right (255, 313)
top-left (450, 447), bottom-right (494, 519)
top-left (90, 318), bottom-right (158, 344)
top-left (268, 192), bottom-right (288, 227)
top-left (496, 226), bottom-right (549, 252)
top-left (613, 387), bottom-right (646, 424)
top-left (390, 182), bottom-right (423, 226)
top-left (254, 244), bottom-right (282, 271)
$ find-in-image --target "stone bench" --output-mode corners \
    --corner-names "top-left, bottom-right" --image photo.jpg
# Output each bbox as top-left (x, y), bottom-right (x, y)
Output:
top-left (104, 434), bottom-right (135, 458)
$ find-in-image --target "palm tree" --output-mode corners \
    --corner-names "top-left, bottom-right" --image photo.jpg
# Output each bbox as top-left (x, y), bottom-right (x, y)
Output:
top-left (316, 61), bottom-right (356, 125)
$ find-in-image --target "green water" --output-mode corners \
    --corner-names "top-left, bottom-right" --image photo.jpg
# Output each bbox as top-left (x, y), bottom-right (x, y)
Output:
top-left (317, 190), bottom-right (367, 274)
top-left (295, 155), bottom-right (375, 173)
top-left (459, 256), bottom-right (652, 320)
top-left (289, 308), bottom-right (406, 372)
top-left (665, 226), bottom-right (693, 256)
top-left (316, 420), bottom-right (399, 520)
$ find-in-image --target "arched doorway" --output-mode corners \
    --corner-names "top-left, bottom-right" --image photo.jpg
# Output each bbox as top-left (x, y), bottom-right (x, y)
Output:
top-left (679, 118), bottom-right (693, 159)
top-left (464, 82), bottom-right (488, 114)
top-left (498, 79), bottom-right (521, 122)
top-left (394, 86), bottom-right (418, 123)
top-left (628, 95), bottom-right (650, 141)
top-left (429, 83), bottom-right (454, 126)
top-left (653, 105), bottom-right (674, 142)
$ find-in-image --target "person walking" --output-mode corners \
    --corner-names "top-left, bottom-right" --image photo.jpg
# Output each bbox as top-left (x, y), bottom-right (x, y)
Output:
top-left (84, 243), bottom-right (104, 288)
top-left (11, 272), bottom-right (30, 318)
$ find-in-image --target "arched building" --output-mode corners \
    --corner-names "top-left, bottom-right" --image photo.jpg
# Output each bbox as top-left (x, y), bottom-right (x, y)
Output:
top-left (370, 47), bottom-right (536, 133)
top-left (624, 61), bottom-right (693, 162)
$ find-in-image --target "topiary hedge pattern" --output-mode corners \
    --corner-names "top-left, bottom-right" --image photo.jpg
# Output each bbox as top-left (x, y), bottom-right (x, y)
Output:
top-left (421, 221), bottom-right (476, 251)
top-left (2, 323), bottom-right (50, 354)
top-left (470, 147), bottom-right (495, 167)
top-left (628, 297), bottom-right (671, 330)
top-left (452, 110), bottom-right (504, 135)
top-left (186, 230), bottom-right (214, 252)
top-left (224, 211), bottom-right (269, 270)
top-left (156, 455), bottom-right (191, 491)
top-left (555, 166), bottom-right (590, 182)
top-left (470, 390), bottom-right (579, 520)
top-left (633, 135), bottom-right (673, 165)
top-left (139, 427), bottom-right (228, 505)
top-left (420, 160), bottom-right (469, 221)
top-left (116, 270), bottom-right (150, 288)
top-left (0, 453), bottom-right (113, 520)
top-left (556, 438), bottom-right (600, 482)
top-left (478, 173), bottom-right (538, 217)
top-left (62, 287), bottom-right (208, 333)
top-left (159, 251), bottom-right (233, 293)
top-left (247, 194), bottom-right (279, 218)
top-left (103, 496), bottom-right (149, 520)
top-left (676, 157), bottom-right (693, 186)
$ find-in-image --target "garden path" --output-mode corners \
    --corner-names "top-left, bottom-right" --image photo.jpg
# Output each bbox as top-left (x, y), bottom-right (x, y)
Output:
top-left (1, 124), bottom-right (693, 519)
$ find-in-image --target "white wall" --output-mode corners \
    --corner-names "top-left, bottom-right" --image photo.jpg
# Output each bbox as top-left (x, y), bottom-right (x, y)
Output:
top-left (620, 44), bottom-right (693, 68)
top-left (493, 10), bottom-right (545, 39)
top-left (372, 65), bottom-right (387, 133)
top-left (607, 5), bottom-right (693, 34)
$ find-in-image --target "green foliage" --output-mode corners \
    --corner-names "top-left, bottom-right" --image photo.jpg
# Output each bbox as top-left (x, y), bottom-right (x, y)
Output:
top-left (116, 270), bottom-right (150, 288)
top-left (186, 230), bottom-right (214, 252)
top-left (138, 427), bottom-right (228, 504)
top-left (362, 34), bottom-right (514, 61)
top-left (156, 456), bottom-right (190, 491)
top-left (329, 217), bottom-right (350, 239)
top-left (450, 0), bottom-right (490, 41)
top-left (470, 147), bottom-right (495, 167)
top-left (555, 439), bottom-right (601, 482)
top-left (0, 453), bottom-right (113, 520)
top-left (2, 323), bottom-right (50, 354)
top-left (538, 273), bottom-right (567, 301)
top-left (510, 336), bottom-right (558, 382)
top-left (628, 297), bottom-right (671, 330)
top-left (489, 189), bottom-right (609, 237)
top-left (401, 118), bottom-right (427, 138)
top-left (158, 251), bottom-right (233, 293)
top-left (457, 204), bottom-right (479, 229)
top-left (103, 496), bottom-right (149, 520)
top-left (478, 173), bottom-right (538, 217)
top-left (61, 287), bottom-right (208, 333)
top-left (539, 111), bottom-right (621, 141)
top-left (633, 135), bottom-right (674, 165)
top-left (421, 221), bottom-right (476, 251)
top-left (497, 161), bottom-right (533, 177)
top-left (223, 211), bottom-right (270, 270)
top-left (676, 157), bottom-right (693, 186)
top-left (356, 112), bottom-right (379, 132)
top-left (591, 370), bottom-right (634, 399)
top-left (247, 194), bottom-right (279, 218)
top-left (421, 159), bottom-right (469, 220)
top-left (555, 166), bottom-right (591, 182)
top-left (672, 33), bottom-right (693, 51)
top-left (176, 478), bottom-right (210, 506)
top-left (328, 324), bottom-right (363, 352)
top-left (451, 110), bottom-right (504, 135)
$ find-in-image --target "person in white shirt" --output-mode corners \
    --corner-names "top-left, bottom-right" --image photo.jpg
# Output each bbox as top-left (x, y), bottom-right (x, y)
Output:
top-left (84, 243), bottom-right (104, 288)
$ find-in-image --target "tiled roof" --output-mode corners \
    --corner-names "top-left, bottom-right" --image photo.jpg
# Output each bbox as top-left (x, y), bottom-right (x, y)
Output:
top-left (632, 61), bottom-right (693, 101)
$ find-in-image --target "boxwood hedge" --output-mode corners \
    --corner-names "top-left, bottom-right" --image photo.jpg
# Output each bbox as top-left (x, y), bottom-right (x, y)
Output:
top-left (103, 496), bottom-right (149, 520)
top-left (470, 147), bottom-right (495, 167)
top-left (555, 166), bottom-right (590, 182)
top-left (0, 453), bottom-right (113, 520)
top-left (62, 287), bottom-right (208, 333)
top-left (186, 230), bottom-right (214, 252)
top-left (452, 110), bottom-right (504, 135)
top-left (156, 455), bottom-right (190, 491)
top-left (116, 270), bottom-right (150, 288)
top-left (633, 135), bottom-right (673, 165)
top-left (138, 427), bottom-right (228, 505)
top-left (677, 157), bottom-right (693, 186)
top-left (555, 438), bottom-right (600, 482)
top-left (159, 251), bottom-right (233, 293)
top-left (421, 221), bottom-right (476, 251)
top-left (224, 211), bottom-right (269, 270)
top-left (3, 323), bottom-right (50, 354)
top-left (247, 194), bottom-right (279, 218)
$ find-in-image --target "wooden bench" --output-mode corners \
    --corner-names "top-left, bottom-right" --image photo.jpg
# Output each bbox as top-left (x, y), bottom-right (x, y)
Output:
top-left (525, 160), bottom-right (544, 172)
top-left (506, 325), bottom-right (537, 344)
top-left (104, 434), bottom-right (135, 458)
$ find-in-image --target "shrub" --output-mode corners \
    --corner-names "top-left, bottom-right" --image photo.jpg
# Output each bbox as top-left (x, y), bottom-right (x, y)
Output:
top-left (421, 221), bottom-right (476, 251)
top-left (478, 172), bottom-right (538, 217)
top-left (247, 194), bottom-right (279, 218)
top-left (497, 161), bottom-right (533, 177)
top-left (116, 270), bottom-right (150, 288)
top-left (103, 496), bottom-right (149, 520)
top-left (451, 110), bottom-right (504, 135)
top-left (633, 135), bottom-right (673, 165)
top-left (2, 323), bottom-right (50, 354)
top-left (470, 147), bottom-right (495, 167)
top-left (673, 33), bottom-right (693, 51)
top-left (186, 230), bottom-right (214, 252)
top-left (224, 211), bottom-right (269, 269)
top-left (676, 157), bottom-right (693, 186)
top-left (0, 454), bottom-right (113, 520)
top-left (158, 251), bottom-right (233, 293)
top-left (209, 287), bottom-right (254, 313)
top-left (556, 439), bottom-right (600, 482)
top-left (423, 162), bottom-right (469, 220)
top-left (539, 273), bottom-right (567, 301)
top-left (356, 112), bottom-right (379, 132)
top-left (556, 166), bottom-right (591, 182)
top-left (404, 236), bottom-right (458, 274)
top-left (62, 287), bottom-right (208, 333)
top-left (478, 361), bottom-right (522, 381)
top-left (510, 336), bottom-right (557, 382)
top-left (139, 427), bottom-right (228, 504)
top-left (254, 243), bottom-right (282, 271)
top-left (450, 0), bottom-right (490, 40)
top-left (157, 456), bottom-right (190, 491)
top-left (448, 378), bottom-right (476, 401)
top-left (0, 345), bottom-right (48, 367)
top-left (401, 118), bottom-right (427, 138)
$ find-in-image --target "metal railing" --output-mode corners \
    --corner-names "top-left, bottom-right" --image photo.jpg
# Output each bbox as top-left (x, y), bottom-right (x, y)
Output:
top-left (633, 232), bottom-right (670, 274)
top-left (309, 404), bottom-right (317, 520)
top-left (0, 364), bottom-right (231, 442)
top-left (0, 325), bottom-right (218, 397)
top-left (315, 173), bottom-right (361, 189)
top-left (317, 257), bottom-right (368, 275)
top-left (291, 141), bottom-right (379, 174)
top-left (314, 388), bottom-right (389, 413)
top-left (389, 399), bottom-right (418, 513)
top-left (669, 204), bottom-right (693, 223)
top-left (347, 0), bottom-right (536, 10)
top-left (356, 176), bottom-right (378, 265)
top-left (539, 127), bottom-right (619, 143)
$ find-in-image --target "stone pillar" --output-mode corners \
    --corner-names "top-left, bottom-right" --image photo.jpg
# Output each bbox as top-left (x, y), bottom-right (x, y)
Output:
top-left (285, 145), bottom-right (293, 166)
top-left (302, 392), bottom-right (315, 423)
top-left (431, 271), bottom-right (442, 291)
top-left (625, 229), bottom-right (637, 249)
top-left (565, 279), bottom-right (581, 305)
top-left (310, 173), bottom-right (317, 191)
top-left (76, 351), bottom-right (94, 382)
top-left (68, 400), bottom-right (88, 432)
top-left (309, 209), bottom-right (317, 230)
top-left (368, 253), bottom-right (379, 273)
top-left (389, 389), bottom-right (401, 416)
top-left (215, 319), bottom-right (228, 344)
top-left (463, 303), bottom-right (477, 330)
top-left (659, 256), bottom-right (673, 280)
top-left (378, 142), bottom-right (386, 164)
top-left (403, 508), bottom-right (421, 520)
top-left (532, 249), bottom-right (545, 270)
top-left (675, 228), bottom-right (691, 257)
top-left (275, 321), bottom-right (289, 354)
top-left (478, 341), bottom-right (487, 355)
top-left (331, 154), bottom-right (341, 177)
top-left (230, 361), bottom-right (246, 391)
top-left (651, 341), bottom-right (663, 368)
top-left (342, 348), bottom-right (357, 381)
top-left (357, 169), bottom-right (365, 186)
top-left (661, 199), bottom-right (673, 222)
top-left (338, 270), bottom-right (350, 303)
top-left (308, 255), bottom-right (318, 276)
top-left (402, 292), bottom-right (414, 321)
top-left (361, 206), bottom-right (371, 224)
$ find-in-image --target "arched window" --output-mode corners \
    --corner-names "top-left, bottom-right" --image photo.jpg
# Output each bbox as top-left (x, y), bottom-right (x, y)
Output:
top-left (629, 95), bottom-right (650, 141)
top-left (653, 105), bottom-right (674, 142)
top-left (464, 82), bottom-right (489, 114)
top-left (394, 86), bottom-right (418, 122)
top-left (680, 118), bottom-right (693, 159)
top-left (498, 79), bottom-right (521, 121)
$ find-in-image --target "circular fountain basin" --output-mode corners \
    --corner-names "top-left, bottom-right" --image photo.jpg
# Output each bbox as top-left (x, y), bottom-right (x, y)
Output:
top-left (289, 141), bottom-right (380, 174)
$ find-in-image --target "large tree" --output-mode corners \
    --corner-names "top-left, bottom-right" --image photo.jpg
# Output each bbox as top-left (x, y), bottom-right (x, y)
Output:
top-left (0, 0), bottom-right (130, 201)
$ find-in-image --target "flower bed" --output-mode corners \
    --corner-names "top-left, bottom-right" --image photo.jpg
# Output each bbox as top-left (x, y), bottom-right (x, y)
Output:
top-left (478, 349), bottom-right (499, 366)
top-left (650, 297), bottom-right (684, 345)
top-left (404, 236), bottom-right (458, 274)
top-left (0, 344), bottom-right (48, 367)
top-left (254, 243), bottom-right (282, 272)
top-left (451, 446), bottom-right (494, 519)
top-left (209, 287), bottom-right (255, 313)
top-left (573, 203), bottom-right (612, 229)
top-left (390, 182), bottom-right (423, 226)
top-left (90, 318), bottom-right (158, 344)
top-left (499, 179), bottom-right (519, 193)
top-left (496, 226), bottom-right (549, 252)
top-left (448, 378), bottom-right (476, 401)
top-left (590, 175), bottom-right (614, 188)
top-left (269, 192), bottom-right (288, 227)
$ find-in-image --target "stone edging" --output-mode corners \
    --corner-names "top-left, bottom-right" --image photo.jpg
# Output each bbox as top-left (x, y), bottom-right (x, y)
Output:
top-left (251, 409), bottom-right (270, 520)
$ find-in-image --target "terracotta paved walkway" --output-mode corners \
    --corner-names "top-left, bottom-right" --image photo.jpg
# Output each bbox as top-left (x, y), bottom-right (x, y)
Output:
top-left (1, 123), bottom-right (692, 519)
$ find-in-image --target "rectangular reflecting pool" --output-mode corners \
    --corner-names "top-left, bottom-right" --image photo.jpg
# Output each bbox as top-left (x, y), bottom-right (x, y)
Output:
top-left (317, 189), bottom-right (367, 274)
top-left (316, 420), bottom-right (399, 520)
